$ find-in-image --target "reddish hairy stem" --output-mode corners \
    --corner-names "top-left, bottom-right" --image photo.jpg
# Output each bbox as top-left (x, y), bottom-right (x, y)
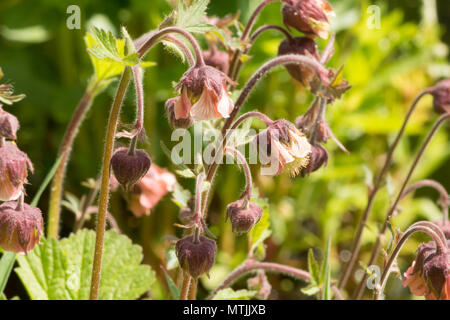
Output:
top-left (375, 223), bottom-right (448, 300)
top-left (207, 260), bottom-right (311, 299)
top-left (354, 112), bottom-right (450, 299)
top-left (250, 24), bottom-right (293, 43)
top-left (225, 147), bottom-right (253, 199)
top-left (399, 179), bottom-right (449, 222)
top-left (48, 88), bottom-right (94, 238)
top-left (338, 89), bottom-right (432, 290)
top-left (137, 27), bottom-right (204, 67)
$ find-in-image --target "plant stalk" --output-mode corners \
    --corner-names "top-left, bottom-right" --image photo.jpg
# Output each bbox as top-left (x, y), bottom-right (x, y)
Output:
top-left (353, 112), bottom-right (450, 299)
top-left (338, 89), bottom-right (432, 289)
top-left (89, 68), bottom-right (132, 300)
top-left (48, 87), bottom-right (96, 238)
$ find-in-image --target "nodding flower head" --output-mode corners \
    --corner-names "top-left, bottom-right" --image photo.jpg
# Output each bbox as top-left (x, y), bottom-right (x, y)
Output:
top-left (0, 141), bottom-right (33, 201)
top-left (431, 79), bottom-right (450, 114)
top-left (173, 65), bottom-right (236, 121)
top-left (255, 120), bottom-right (311, 177)
top-left (282, 0), bottom-right (335, 39)
top-left (203, 47), bottom-right (230, 74)
top-left (0, 200), bottom-right (43, 254)
top-left (403, 240), bottom-right (450, 300)
top-left (300, 143), bottom-right (328, 177)
top-left (110, 147), bottom-right (151, 191)
top-left (175, 235), bottom-right (217, 278)
top-left (0, 108), bottom-right (20, 140)
top-left (226, 199), bottom-right (263, 235)
top-left (165, 97), bottom-right (193, 129)
top-left (278, 37), bottom-right (320, 86)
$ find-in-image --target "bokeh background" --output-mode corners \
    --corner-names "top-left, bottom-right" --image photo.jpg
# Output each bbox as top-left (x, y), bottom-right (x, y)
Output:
top-left (0, 0), bottom-right (449, 299)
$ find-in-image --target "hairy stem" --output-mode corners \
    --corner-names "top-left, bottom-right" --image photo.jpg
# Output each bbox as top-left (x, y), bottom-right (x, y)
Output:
top-left (207, 260), bottom-right (310, 299)
top-left (354, 112), bottom-right (450, 299)
top-left (48, 87), bottom-right (95, 238)
top-left (250, 24), bottom-right (293, 43)
top-left (225, 147), bottom-right (253, 199)
top-left (338, 89), bottom-right (432, 289)
top-left (399, 179), bottom-right (449, 222)
top-left (137, 27), bottom-right (204, 66)
top-left (229, 0), bottom-right (280, 80)
top-left (180, 273), bottom-right (192, 300)
top-left (89, 68), bottom-right (132, 300)
top-left (201, 112), bottom-right (272, 215)
top-left (375, 223), bottom-right (448, 300)
top-left (166, 34), bottom-right (195, 66)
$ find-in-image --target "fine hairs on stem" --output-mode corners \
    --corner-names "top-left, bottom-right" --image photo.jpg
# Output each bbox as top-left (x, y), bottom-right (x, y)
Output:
top-left (375, 222), bottom-right (448, 300)
top-left (353, 112), bottom-right (450, 299)
top-left (89, 26), bottom-right (205, 300)
top-left (339, 88), bottom-right (433, 290)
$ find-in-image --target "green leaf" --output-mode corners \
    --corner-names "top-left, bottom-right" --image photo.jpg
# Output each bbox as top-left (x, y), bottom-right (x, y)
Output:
top-left (212, 288), bottom-right (256, 300)
top-left (176, 0), bottom-right (210, 30)
top-left (307, 249), bottom-right (320, 286)
top-left (31, 155), bottom-right (63, 206)
top-left (161, 267), bottom-right (180, 300)
top-left (320, 235), bottom-right (332, 300)
top-left (0, 252), bottom-right (16, 297)
top-left (15, 230), bottom-right (155, 300)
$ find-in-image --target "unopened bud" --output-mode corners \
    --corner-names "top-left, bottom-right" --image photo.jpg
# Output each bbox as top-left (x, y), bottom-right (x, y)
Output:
top-left (175, 235), bottom-right (217, 278)
top-left (111, 147), bottom-right (151, 190)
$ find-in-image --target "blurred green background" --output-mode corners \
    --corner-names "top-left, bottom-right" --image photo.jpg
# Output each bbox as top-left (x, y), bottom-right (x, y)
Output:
top-left (0, 0), bottom-right (449, 299)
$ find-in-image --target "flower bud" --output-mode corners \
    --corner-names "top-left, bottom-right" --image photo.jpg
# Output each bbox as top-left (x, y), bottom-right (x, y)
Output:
top-left (203, 47), bottom-right (230, 74)
top-left (0, 201), bottom-right (43, 253)
top-left (277, 37), bottom-right (320, 86)
top-left (226, 199), bottom-right (263, 234)
top-left (110, 147), bottom-right (151, 190)
top-left (0, 141), bottom-right (33, 201)
top-left (165, 97), bottom-right (193, 129)
top-left (403, 240), bottom-right (450, 300)
top-left (0, 108), bottom-right (20, 140)
top-left (174, 65), bottom-right (236, 121)
top-left (282, 0), bottom-right (335, 39)
top-left (300, 144), bottom-right (328, 177)
top-left (431, 79), bottom-right (450, 114)
top-left (175, 235), bottom-right (217, 278)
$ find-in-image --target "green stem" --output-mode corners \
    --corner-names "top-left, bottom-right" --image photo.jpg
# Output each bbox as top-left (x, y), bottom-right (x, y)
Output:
top-left (48, 85), bottom-right (96, 238)
top-left (89, 68), bottom-right (132, 300)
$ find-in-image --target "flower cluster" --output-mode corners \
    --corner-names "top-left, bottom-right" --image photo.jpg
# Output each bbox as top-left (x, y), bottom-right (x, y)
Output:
top-left (0, 70), bottom-right (42, 254)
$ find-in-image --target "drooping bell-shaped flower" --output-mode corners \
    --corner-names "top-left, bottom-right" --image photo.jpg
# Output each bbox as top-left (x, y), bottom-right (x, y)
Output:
top-left (110, 147), bottom-right (151, 191)
top-left (226, 199), bottom-right (263, 235)
top-left (172, 65), bottom-right (236, 121)
top-left (255, 120), bottom-right (311, 176)
top-left (0, 199), bottom-right (43, 254)
top-left (403, 240), bottom-right (450, 300)
top-left (282, 0), bottom-right (335, 39)
top-left (175, 235), bottom-right (217, 278)
top-left (431, 79), bottom-right (450, 114)
top-left (0, 141), bottom-right (33, 201)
